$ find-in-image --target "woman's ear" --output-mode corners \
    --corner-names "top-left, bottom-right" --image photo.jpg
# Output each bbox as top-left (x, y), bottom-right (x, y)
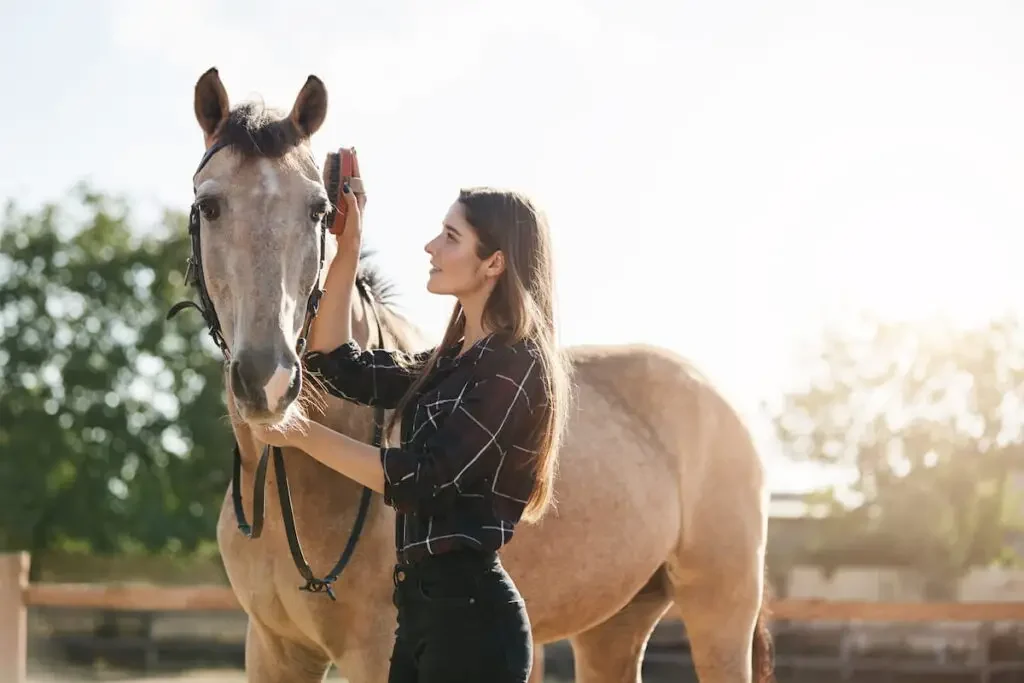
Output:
top-left (484, 250), bottom-right (506, 279)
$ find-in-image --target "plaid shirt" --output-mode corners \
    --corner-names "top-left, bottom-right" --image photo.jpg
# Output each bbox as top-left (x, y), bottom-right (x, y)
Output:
top-left (304, 332), bottom-right (548, 563)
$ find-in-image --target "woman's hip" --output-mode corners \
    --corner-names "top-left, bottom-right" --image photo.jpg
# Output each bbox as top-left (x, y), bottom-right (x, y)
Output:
top-left (392, 548), bottom-right (526, 613)
top-left (390, 549), bottom-right (533, 681)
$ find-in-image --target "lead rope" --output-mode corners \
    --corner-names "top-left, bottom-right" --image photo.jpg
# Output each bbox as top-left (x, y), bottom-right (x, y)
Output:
top-left (283, 289), bottom-right (384, 599)
top-left (229, 284), bottom-right (384, 600)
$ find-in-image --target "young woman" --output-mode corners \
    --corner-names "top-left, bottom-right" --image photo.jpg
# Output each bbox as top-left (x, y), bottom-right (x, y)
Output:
top-left (252, 181), bottom-right (570, 683)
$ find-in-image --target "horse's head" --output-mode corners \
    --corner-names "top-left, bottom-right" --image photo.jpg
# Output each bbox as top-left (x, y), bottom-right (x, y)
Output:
top-left (189, 67), bottom-right (333, 426)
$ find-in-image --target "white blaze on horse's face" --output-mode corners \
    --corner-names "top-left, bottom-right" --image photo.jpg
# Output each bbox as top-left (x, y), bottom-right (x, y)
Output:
top-left (192, 68), bottom-right (332, 425)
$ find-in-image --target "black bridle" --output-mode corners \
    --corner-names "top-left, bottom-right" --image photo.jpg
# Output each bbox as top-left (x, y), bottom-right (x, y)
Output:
top-left (166, 140), bottom-right (379, 600)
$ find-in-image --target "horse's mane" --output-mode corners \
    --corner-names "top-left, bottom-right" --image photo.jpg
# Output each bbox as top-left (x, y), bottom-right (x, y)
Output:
top-left (356, 250), bottom-right (399, 307)
top-left (216, 102), bottom-right (303, 160)
top-left (355, 250), bottom-right (425, 352)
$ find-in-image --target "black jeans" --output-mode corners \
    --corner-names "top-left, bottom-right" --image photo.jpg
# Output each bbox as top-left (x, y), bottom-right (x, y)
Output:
top-left (388, 548), bottom-right (533, 682)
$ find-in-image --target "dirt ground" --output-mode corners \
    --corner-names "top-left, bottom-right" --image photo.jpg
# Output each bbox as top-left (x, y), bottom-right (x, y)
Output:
top-left (28, 667), bottom-right (569, 682)
top-left (28, 668), bottom-right (258, 683)
top-left (30, 674), bottom-right (250, 683)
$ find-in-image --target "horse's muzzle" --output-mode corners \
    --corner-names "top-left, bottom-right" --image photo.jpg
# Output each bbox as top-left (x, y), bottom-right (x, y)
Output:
top-left (229, 348), bottom-right (301, 420)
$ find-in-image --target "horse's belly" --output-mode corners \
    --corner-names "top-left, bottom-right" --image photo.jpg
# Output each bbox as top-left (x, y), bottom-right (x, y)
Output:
top-left (500, 409), bottom-right (681, 642)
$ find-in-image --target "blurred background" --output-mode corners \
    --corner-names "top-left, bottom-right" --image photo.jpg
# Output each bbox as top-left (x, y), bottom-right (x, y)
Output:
top-left (2, 0), bottom-right (1023, 681)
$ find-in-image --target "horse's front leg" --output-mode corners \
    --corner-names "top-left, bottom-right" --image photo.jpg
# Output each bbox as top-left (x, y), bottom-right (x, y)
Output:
top-left (245, 618), bottom-right (331, 683)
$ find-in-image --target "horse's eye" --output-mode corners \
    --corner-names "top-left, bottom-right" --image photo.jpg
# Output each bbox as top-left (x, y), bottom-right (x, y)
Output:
top-left (197, 198), bottom-right (220, 221)
top-left (309, 202), bottom-right (329, 223)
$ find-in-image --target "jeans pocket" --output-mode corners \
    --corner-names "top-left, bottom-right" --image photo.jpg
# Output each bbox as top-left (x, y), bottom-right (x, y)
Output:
top-left (416, 575), bottom-right (479, 607)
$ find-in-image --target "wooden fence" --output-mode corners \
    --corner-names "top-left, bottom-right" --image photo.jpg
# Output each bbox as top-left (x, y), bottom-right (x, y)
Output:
top-left (4, 552), bottom-right (1024, 682)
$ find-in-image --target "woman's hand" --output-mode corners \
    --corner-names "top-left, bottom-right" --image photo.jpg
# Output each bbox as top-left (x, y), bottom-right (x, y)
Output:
top-left (249, 420), bottom-right (310, 450)
top-left (308, 180), bottom-right (364, 354)
top-left (248, 419), bottom-right (387, 494)
top-left (334, 183), bottom-right (363, 251)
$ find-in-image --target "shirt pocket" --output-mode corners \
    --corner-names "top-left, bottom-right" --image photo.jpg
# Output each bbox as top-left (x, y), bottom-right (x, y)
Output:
top-left (415, 376), bottom-right (475, 434)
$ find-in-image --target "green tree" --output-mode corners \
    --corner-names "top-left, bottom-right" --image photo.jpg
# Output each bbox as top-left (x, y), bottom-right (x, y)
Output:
top-left (768, 314), bottom-right (1024, 596)
top-left (0, 185), bottom-right (233, 569)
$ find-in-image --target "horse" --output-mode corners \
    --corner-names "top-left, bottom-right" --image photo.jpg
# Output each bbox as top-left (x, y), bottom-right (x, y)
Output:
top-left (176, 66), bottom-right (774, 683)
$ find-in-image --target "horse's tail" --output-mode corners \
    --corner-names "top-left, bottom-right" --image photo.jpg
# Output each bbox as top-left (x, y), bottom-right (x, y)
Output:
top-left (752, 580), bottom-right (776, 683)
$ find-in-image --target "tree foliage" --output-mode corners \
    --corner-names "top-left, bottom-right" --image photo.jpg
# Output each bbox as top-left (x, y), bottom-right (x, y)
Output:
top-left (769, 314), bottom-right (1024, 591)
top-left (0, 186), bottom-right (233, 563)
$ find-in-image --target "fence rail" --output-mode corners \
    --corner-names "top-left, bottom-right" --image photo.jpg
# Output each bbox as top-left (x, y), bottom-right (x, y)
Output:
top-left (5, 552), bottom-right (1024, 682)
top-left (24, 583), bottom-right (240, 611)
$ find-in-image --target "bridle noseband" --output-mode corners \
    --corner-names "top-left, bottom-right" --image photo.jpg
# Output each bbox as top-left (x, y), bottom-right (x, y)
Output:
top-left (166, 140), bottom-right (380, 600)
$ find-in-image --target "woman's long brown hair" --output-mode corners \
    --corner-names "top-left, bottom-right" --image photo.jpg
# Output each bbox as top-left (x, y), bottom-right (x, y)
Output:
top-left (385, 187), bottom-right (571, 522)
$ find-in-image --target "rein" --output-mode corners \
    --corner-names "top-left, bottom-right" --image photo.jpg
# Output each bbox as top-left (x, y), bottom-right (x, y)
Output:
top-left (166, 140), bottom-right (379, 600)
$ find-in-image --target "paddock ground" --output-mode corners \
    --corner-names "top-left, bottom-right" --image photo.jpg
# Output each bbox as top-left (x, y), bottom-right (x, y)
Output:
top-left (30, 672), bottom-right (250, 683)
top-left (27, 665), bottom-right (570, 683)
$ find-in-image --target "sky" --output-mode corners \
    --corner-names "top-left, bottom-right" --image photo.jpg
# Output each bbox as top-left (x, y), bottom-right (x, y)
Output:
top-left (2, 0), bottom-right (1022, 494)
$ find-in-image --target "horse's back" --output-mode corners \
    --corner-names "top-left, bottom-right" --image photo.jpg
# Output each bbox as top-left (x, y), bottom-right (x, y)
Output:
top-left (567, 342), bottom-right (718, 473)
top-left (568, 341), bottom-right (767, 497)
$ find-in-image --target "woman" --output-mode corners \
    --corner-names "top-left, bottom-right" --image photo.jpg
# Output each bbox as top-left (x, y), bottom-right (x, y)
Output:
top-left (253, 181), bottom-right (570, 682)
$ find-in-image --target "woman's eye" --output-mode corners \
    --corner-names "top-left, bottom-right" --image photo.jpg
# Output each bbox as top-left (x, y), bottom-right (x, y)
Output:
top-left (197, 198), bottom-right (220, 221)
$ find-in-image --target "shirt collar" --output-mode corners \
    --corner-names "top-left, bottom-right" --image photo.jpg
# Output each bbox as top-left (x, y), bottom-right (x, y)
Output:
top-left (436, 331), bottom-right (498, 369)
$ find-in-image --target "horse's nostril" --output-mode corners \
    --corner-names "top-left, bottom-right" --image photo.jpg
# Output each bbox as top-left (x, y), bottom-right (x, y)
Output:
top-left (229, 360), bottom-right (247, 396)
top-left (284, 366), bottom-right (302, 405)
top-left (230, 357), bottom-right (264, 408)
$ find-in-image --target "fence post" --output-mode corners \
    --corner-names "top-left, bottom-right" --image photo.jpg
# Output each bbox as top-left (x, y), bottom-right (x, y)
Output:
top-left (0, 552), bottom-right (30, 683)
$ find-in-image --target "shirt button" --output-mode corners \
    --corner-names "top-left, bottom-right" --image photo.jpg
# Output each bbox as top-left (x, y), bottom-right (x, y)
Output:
top-left (396, 570), bottom-right (406, 582)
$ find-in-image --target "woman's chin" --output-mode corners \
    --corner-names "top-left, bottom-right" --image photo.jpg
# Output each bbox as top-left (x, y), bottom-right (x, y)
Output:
top-left (426, 272), bottom-right (447, 295)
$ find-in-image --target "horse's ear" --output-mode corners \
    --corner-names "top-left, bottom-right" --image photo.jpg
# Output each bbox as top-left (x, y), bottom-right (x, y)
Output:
top-left (289, 75), bottom-right (328, 139)
top-left (194, 67), bottom-right (230, 147)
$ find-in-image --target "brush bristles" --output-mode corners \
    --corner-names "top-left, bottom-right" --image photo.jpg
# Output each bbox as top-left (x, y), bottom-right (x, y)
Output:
top-left (323, 152), bottom-right (342, 231)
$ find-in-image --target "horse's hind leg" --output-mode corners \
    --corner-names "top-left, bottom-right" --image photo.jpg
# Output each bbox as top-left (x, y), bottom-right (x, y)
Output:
top-left (666, 384), bottom-right (774, 682)
top-left (668, 541), bottom-right (773, 683)
top-left (245, 619), bottom-right (331, 683)
top-left (528, 644), bottom-right (545, 683)
top-left (569, 582), bottom-right (673, 683)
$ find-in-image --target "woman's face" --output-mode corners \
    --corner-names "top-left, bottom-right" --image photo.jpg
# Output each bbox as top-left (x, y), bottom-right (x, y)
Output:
top-left (424, 200), bottom-right (493, 297)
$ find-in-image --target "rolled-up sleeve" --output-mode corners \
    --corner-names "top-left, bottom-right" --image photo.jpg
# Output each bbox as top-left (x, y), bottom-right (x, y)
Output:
top-left (379, 345), bottom-right (544, 514)
top-left (304, 340), bottom-right (433, 409)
